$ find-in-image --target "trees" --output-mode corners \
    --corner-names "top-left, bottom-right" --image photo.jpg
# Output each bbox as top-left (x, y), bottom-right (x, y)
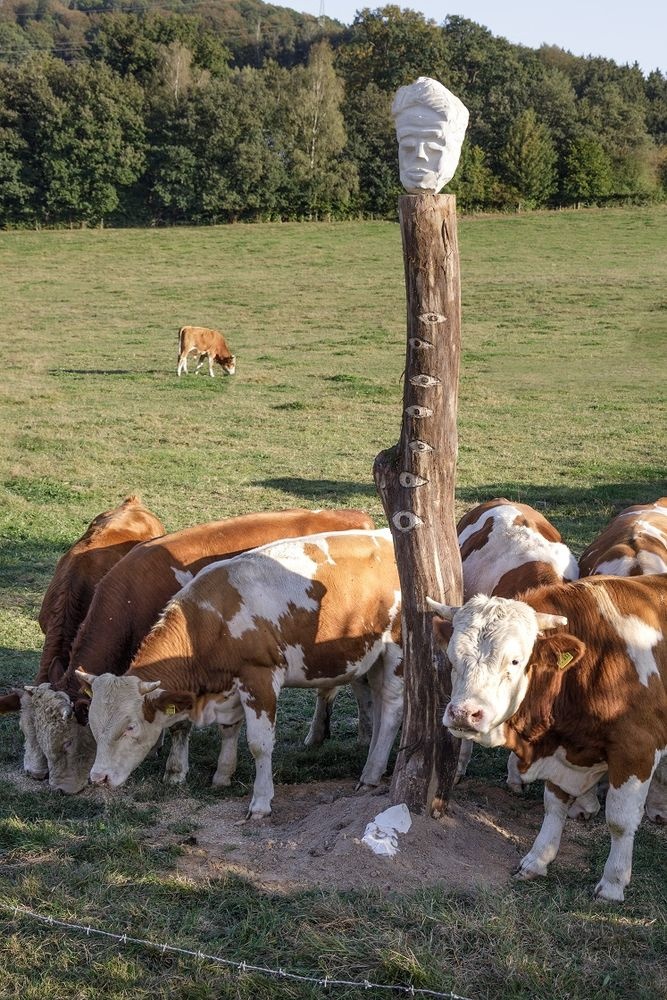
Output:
top-left (287, 41), bottom-right (357, 219)
top-left (0, 57), bottom-right (145, 226)
top-left (562, 134), bottom-right (613, 205)
top-left (500, 109), bottom-right (557, 208)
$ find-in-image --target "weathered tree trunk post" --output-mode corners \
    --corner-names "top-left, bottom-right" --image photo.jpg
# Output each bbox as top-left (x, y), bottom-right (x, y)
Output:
top-left (373, 191), bottom-right (463, 817)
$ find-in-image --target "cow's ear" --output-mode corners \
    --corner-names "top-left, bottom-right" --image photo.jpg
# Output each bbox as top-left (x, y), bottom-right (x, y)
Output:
top-left (142, 689), bottom-right (194, 722)
top-left (541, 633), bottom-right (586, 671)
top-left (75, 669), bottom-right (96, 697)
top-left (0, 691), bottom-right (22, 713)
top-left (73, 699), bottom-right (90, 726)
top-left (48, 657), bottom-right (66, 685)
top-left (432, 616), bottom-right (454, 649)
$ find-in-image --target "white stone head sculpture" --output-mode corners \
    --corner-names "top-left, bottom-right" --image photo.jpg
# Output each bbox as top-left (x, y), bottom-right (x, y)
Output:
top-left (392, 77), bottom-right (469, 194)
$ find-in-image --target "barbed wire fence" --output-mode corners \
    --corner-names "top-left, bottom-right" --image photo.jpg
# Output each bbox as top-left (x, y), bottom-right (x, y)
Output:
top-left (2, 901), bottom-right (474, 999)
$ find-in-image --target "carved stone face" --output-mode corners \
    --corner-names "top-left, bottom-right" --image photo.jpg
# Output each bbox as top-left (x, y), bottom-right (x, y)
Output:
top-left (392, 78), bottom-right (469, 194)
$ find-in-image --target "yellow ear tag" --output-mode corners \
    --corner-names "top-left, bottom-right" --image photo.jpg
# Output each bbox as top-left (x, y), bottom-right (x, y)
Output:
top-left (165, 704), bottom-right (176, 716)
top-left (557, 651), bottom-right (573, 670)
top-left (83, 686), bottom-right (92, 698)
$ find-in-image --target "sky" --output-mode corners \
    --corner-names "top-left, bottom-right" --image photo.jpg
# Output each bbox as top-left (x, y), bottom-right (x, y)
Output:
top-left (272, 1), bottom-right (666, 76)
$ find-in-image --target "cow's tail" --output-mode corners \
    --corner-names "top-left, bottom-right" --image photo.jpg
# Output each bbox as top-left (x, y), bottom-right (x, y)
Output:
top-left (177, 326), bottom-right (185, 359)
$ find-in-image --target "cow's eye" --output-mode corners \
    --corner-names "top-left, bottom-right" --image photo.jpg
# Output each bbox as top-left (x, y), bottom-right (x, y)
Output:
top-left (124, 724), bottom-right (136, 735)
top-left (62, 738), bottom-right (72, 751)
top-left (511, 659), bottom-right (520, 667)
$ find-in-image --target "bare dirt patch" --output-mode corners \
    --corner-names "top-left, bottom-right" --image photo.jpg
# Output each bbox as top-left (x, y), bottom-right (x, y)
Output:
top-left (2, 760), bottom-right (636, 896)
top-left (172, 778), bottom-right (555, 894)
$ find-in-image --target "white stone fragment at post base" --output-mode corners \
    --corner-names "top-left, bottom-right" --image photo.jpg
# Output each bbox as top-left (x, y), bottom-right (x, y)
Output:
top-left (392, 76), bottom-right (469, 194)
top-left (361, 803), bottom-right (412, 857)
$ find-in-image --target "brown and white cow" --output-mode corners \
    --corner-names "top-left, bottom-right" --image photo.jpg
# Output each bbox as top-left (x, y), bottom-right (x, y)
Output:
top-left (455, 498), bottom-right (580, 793)
top-left (428, 573), bottom-right (667, 901)
top-left (79, 529), bottom-right (403, 818)
top-left (578, 498), bottom-right (667, 578)
top-left (31, 508), bottom-right (374, 793)
top-left (0, 494), bottom-right (164, 781)
top-left (177, 326), bottom-right (236, 378)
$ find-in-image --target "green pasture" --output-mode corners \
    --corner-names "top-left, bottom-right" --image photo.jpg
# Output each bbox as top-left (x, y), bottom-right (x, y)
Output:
top-left (0, 206), bottom-right (666, 999)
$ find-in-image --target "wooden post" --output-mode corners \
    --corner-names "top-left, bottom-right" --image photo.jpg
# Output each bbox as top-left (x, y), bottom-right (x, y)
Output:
top-left (373, 192), bottom-right (463, 817)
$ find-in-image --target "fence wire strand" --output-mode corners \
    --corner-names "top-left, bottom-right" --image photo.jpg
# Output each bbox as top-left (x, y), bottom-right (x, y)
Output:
top-left (2, 902), bottom-right (474, 999)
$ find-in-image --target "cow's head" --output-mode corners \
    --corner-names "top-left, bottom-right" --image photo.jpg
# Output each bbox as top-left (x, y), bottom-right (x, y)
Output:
top-left (427, 594), bottom-right (585, 746)
top-left (78, 671), bottom-right (195, 788)
top-left (218, 354), bottom-right (236, 375)
top-left (25, 684), bottom-right (96, 793)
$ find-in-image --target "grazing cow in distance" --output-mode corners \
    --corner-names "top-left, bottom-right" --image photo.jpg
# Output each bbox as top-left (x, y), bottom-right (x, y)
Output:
top-left (0, 494), bottom-right (164, 781)
top-left (578, 497), bottom-right (667, 578)
top-left (79, 528), bottom-right (403, 819)
top-left (30, 508), bottom-right (375, 793)
top-left (428, 573), bottom-right (667, 901)
top-left (177, 326), bottom-right (236, 378)
top-left (455, 498), bottom-right (580, 796)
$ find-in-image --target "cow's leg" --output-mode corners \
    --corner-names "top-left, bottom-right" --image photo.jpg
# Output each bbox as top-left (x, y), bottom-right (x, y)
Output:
top-left (162, 720), bottom-right (192, 784)
top-left (239, 673), bottom-right (278, 818)
top-left (207, 354), bottom-right (215, 377)
top-left (177, 353), bottom-right (187, 376)
top-left (645, 756), bottom-right (666, 823)
top-left (568, 783), bottom-right (601, 820)
top-left (351, 677), bottom-right (373, 747)
top-left (212, 719), bottom-right (243, 787)
top-left (194, 352), bottom-right (206, 374)
top-left (19, 697), bottom-right (48, 780)
top-left (455, 739), bottom-right (473, 784)
top-left (515, 781), bottom-right (572, 880)
top-left (357, 646), bottom-right (403, 788)
top-left (304, 688), bottom-right (334, 747)
top-left (505, 750), bottom-right (525, 794)
top-left (595, 765), bottom-right (657, 902)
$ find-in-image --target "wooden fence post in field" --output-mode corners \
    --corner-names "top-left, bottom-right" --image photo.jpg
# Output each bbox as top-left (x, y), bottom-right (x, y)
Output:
top-left (373, 78), bottom-right (469, 817)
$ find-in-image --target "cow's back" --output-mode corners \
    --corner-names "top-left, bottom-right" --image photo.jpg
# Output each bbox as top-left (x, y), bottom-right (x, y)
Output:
top-left (458, 498), bottom-right (578, 600)
top-left (579, 499), bottom-right (667, 577)
top-left (149, 528), bottom-right (400, 690)
top-left (36, 495), bottom-right (165, 680)
top-left (68, 508), bottom-right (375, 680)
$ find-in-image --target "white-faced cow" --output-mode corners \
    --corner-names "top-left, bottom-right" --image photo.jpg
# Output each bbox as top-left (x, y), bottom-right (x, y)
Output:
top-left (30, 508), bottom-right (374, 793)
top-left (79, 529), bottom-right (403, 818)
top-left (177, 326), bottom-right (236, 378)
top-left (579, 498), bottom-right (667, 578)
top-left (428, 573), bottom-right (667, 901)
top-left (0, 494), bottom-right (164, 782)
top-left (455, 498), bottom-right (580, 795)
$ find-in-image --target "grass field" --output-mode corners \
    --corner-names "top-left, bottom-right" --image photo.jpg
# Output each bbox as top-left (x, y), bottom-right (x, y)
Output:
top-left (0, 206), bottom-right (666, 999)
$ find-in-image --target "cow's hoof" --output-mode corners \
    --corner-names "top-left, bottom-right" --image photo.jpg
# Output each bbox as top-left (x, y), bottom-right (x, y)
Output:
top-left (211, 772), bottom-right (232, 788)
top-left (246, 808), bottom-right (271, 820)
top-left (162, 770), bottom-right (187, 786)
top-left (513, 856), bottom-right (547, 881)
top-left (594, 879), bottom-right (624, 903)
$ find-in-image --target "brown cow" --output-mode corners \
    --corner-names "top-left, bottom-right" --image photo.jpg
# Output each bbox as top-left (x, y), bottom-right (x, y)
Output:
top-left (429, 574), bottom-right (667, 901)
top-left (79, 529), bottom-right (403, 818)
top-left (578, 497), bottom-right (667, 578)
top-left (177, 326), bottom-right (236, 378)
top-left (31, 508), bottom-right (374, 793)
top-left (455, 498), bottom-right (580, 796)
top-left (0, 494), bottom-right (164, 779)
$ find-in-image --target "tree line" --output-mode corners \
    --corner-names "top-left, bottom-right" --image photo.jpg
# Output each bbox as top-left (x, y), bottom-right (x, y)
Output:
top-left (0, 1), bottom-right (665, 227)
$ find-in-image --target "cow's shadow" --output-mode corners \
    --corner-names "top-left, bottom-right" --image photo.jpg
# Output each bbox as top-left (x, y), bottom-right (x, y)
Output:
top-left (49, 369), bottom-right (163, 376)
top-left (255, 477), bottom-right (377, 503)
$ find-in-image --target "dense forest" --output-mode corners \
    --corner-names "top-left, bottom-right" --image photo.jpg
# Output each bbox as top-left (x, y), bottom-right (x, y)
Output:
top-left (1, 0), bottom-right (665, 226)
